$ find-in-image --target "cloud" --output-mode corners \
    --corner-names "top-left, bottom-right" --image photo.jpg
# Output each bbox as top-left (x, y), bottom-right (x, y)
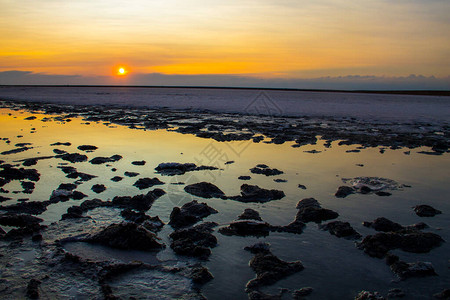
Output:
top-left (0, 70), bottom-right (449, 90)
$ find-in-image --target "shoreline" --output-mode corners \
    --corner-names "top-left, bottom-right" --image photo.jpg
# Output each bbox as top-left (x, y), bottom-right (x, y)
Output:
top-left (2, 85), bottom-right (449, 96)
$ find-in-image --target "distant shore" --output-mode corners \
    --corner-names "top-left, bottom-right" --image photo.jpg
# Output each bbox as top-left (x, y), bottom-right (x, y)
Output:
top-left (1, 85), bottom-right (449, 96)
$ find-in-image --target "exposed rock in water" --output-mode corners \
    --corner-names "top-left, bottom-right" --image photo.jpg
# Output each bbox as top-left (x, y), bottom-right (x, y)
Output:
top-left (357, 231), bottom-right (444, 258)
top-left (320, 221), bottom-right (362, 239)
top-left (77, 145), bottom-right (98, 151)
top-left (341, 177), bottom-right (403, 196)
top-left (112, 189), bottom-right (166, 211)
top-left (133, 177), bottom-right (164, 190)
top-left (120, 208), bottom-right (165, 232)
top-left (85, 222), bottom-right (165, 251)
top-left (155, 162), bottom-right (218, 176)
top-left (219, 220), bottom-right (272, 237)
top-left (21, 181), bottom-right (35, 193)
top-left (169, 222), bottom-right (218, 259)
top-left (296, 198), bottom-right (339, 223)
top-left (0, 166), bottom-right (40, 181)
top-left (248, 290), bottom-right (283, 300)
top-left (363, 217), bottom-right (404, 232)
top-left (293, 287), bottom-right (314, 298)
top-left (26, 279), bottom-right (41, 299)
top-left (238, 208), bottom-right (263, 221)
top-left (58, 183), bottom-right (77, 191)
top-left (169, 200), bottom-right (218, 228)
top-left (50, 142), bottom-right (71, 146)
top-left (250, 164), bottom-right (284, 176)
top-left (413, 205), bottom-right (442, 217)
top-left (61, 199), bottom-right (112, 220)
top-left (111, 176), bottom-right (123, 182)
top-left (273, 179), bottom-right (287, 183)
top-left (238, 175), bottom-right (251, 180)
top-left (245, 243), bottom-right (304, 290)
top-left (91, 184), bottom-right (106, 194)
top-left (390, 260), bottom-right (437, 279)
top-left (387, 288), bottom-right (405, 298)
top-left (355, 291), bottom-right (385, 300)
top-left (0, 146), bottom-right (33, 155)
top-left (131, 160), bottom-right (146, 166)
top-left (0, 213), bottom-right (43, 227)
top-left (184, 182), bottom-right (225, 199)
top-left (0, 201), bottom-right (48, 215)
top-left (335, 186), bottom-right (355, 198)
top-left (57, 153), bottom-right (88, 163)
top-left (89, 155), bottom-right (122, 165)
top-left (189, 264), bottom-right (214, 285)
top-left (53, 148), bottom-right (67, 155)
top-left (298, 184), bottom-right (307, 189)
top-left (433, 289), bottom-right (450, 299)
top-left (228, 184), bottom-right (285, 203)
top-left (124, 171), bottom-right (139, 177)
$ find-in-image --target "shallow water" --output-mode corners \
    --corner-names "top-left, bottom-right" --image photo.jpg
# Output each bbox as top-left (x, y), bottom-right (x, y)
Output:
top-left (0, 108), bottom-right (449, 299)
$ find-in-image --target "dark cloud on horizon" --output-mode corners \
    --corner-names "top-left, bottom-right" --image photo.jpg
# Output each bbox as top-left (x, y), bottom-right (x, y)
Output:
top-left (0, 70), bottom-right (449, 90)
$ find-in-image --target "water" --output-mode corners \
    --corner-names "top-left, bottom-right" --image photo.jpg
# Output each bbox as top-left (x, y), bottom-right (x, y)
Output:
top-left (0, 107), bottom-right (449, 299)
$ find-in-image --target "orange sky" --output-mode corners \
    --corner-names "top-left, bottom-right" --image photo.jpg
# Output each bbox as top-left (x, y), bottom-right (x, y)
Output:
top-left (1, 0), bottom-right (449, 81)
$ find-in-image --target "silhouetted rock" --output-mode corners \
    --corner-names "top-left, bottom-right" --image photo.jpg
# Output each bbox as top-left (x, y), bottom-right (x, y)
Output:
top-left (58, 183), bottom-right (77, 191)
top-left (238, 176), bottom-right (251, 180)
top-left (335, 186), bottom-right (355, 198)
top-left (77, 145), bottom-right (98, 151)
top-left (296, 198), bottom-right (338, 223)
top-left (320, 221), bottom-right (362, 239)
top-left (111, 176), bottom-right (123, 182)
top-left (189, 265), bottom-right (214, 284)
top-left (250, 165), bottom-right (284, 176)
top-left (219, 220), bottom-right (272, 237)
top-left (245, 244), bottom-right (304, 290)
top-left (294, 287), bottom-right (314, 298)
top-left (413, 205), bottom-right (442, 217)
top-left (169, 222), bottom-right (218, 259)
top-left (169, 200), bottom-right (218, 228)
top-left (131, 160), bottom-right (146, 166)
top-left (355, 291), bottom-right (385, 300)
top-left (363, 217), bottom-right (404, 232)
top-left (91, 184), bottom-right (106, 193)
top-left (112, 189), bottom-right (165, 211)
top-left (58, 153), bottom-right (88, 163)
top-left (238, 208), bottom-right (263, 221)
top-left (229, 184), bottom-right (285, 203)
top-left (390, 260), bottom-right (437, 279)
top-left (50, 142), bottom-right (71, 146)
top-left (133, 177), bottom-right (164, 190)
top-left (387, 288), bottom-right (405, 298)
top-left (0, 213), bottom-right (43, 227)
top-left (298, 184), bottom-right (307, 189)
top-left (85, 222), bottom-right (165, 251)
top-left (26, 279), bottom-right (41, 299)
top-left (89, 155), bottom-right (122, 165)
top-left (0, 166), bottom-right (40, 181)
top-left (124, 171), bottom-right (139, 177)
top-left (155, 162), bottom-right (218, 176)
top-left (184, 182), bottom-right (225, 199)
top-left (433, 289), bottom-right (450, 299)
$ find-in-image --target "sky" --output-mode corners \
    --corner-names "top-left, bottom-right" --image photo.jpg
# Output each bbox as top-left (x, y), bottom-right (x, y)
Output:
top-left (1, 0), bottom-right (449, 89)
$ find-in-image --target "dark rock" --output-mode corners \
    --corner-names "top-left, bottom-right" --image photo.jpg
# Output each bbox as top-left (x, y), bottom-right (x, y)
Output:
top-left (133, 177), bottom-right (164, 190)
top-left (58, 165), bottom-right (77, 174)
top-left (24, 116), bottom-right (37, 120)
top-left (276, 218), bottom-right (306, 234)
top-left (250, 165), bottom-right (284, 176)
top-left (248, 290), bottom-right (282, 300)
top-left (141, 216), bottom-right (165, 232)
top-left (219, 220), bottom-right (272, 237)
top-left (61, 205), bottom-right (84, 219)
top-left (0, 201), bottom-right (48, 215)
top-left (169, 200), bottom-right (218, 228)
top-left (229, 184), bottom-right (285, 203)
top-left (0, 166), bottom-right (40, 181)
top-left (413, 205), bottom-right (442, 217)
top-left (131, 160), bottom-right (146, 166)
top-left (244, 242), bottom-right (271, 254)
top-left (111, 176), bottom-right (123, 182)
top-left (433, 289), bottom-right (450, 299)
top-left (58, 153), bottom-right (88, 163)
top-left (0, 178), bottom-right (11, 187)
top-left (189, 265), bottom-right (214, 284)
top-left (355, 291), bottom-right (385, 300)
top-left (0, 146), bottom-right (33, 155)
top-left (124, 171), bottom-right (139, 177)
top-left (273, 179), bottom-right (287, 183)
top-left (184, 182), bottom-right (225, 199)
top-left (320, 221), bottom-right (362, 239)
top-left (58, 183), bottom-right (77, 191)
top-left (245, 245), bottom-right (304, 290)
top-left (26, 279), bottom-right (41, 299)
top-left (21, 181), bottom-right (35, 193)
top-left (155, 162), bottom-right (218, 176)
top-left (120, 209), bottom-right (165, 232)
top-left (335, 186), bottom-right (355, 198)
top-left (0, 195), bottom-right (10, 202)
top-left (51, 142), bottom-right (71, 146)
top-left (91, 184), bottom-right (106, 194)
top-left (32, 233), bottom-right (43, 242)
top-left (238, 175), bottom-right (251, 180)
top-left (67, 171), bottom-right (96, 181)
top-left (390, 261), bottom-right (437, 279)
top-left (294, 287), bottom-right (314, 298)
top-left (89, 155), bottom-right (122, 165)
top-left (77, 145), bottom-right (98, 151)
top-left (360, 185), bottom-right (372, 194)
top-left (85, 222), bottom-right (165, 251)
top-left (170, 222), bottom-right (218, 259)
top-left (387, 288), bottom-right (405, 298)
top-left (298, 184), bottom-right (307, 189)
top-left (112, 189), bottom-right (165, 211)
top-left (357, 231), bottom-right (444, 258)
top-left (296, 198), bottom-right (339, 223)
top-left (22, 159), bottom-right (38, 166)
top-left (238, 208), bottom-right (263, 221)
top-left (0, 213), bottom-right (43, 227)
top-left (53, 148), bottom-right (67, 155)
top-left (364, 217), bottom-right (403, 232)
top-left (375, 191), bottom-right (392, 196)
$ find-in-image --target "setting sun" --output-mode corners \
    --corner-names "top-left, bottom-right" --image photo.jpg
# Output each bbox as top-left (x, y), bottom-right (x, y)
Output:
top-left (117, 67), bottom-right (128, 76)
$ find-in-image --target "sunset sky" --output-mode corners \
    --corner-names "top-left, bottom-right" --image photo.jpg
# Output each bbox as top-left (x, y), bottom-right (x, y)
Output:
top-left (1, 0), bottom-right (449, 88)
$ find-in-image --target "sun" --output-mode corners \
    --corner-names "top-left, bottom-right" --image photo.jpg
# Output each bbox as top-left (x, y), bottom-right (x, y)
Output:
top-left (116, 67), bottom-right (128, 76)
